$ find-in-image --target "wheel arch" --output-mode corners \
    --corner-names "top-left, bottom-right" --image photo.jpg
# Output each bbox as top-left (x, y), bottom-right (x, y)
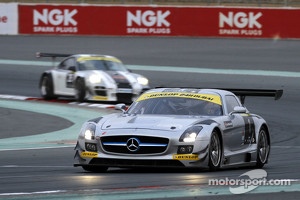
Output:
top-left (207, 125), bottom-right (224, 170)
top-left (260, 123), bottom-right (271, 146)
top-left (212, 126), bottom-right (223, 150)
top-left (39, 71), bottom-right (52, 87)
top-left (74, 76), bottom-right (85, 84)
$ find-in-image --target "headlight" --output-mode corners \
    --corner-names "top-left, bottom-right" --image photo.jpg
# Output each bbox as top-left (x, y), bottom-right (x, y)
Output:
top-left (137, 77), bottom-right (149, 85)
top-left (84, 123), bottom-right (96, 140)
top-left (179, 126), bottom-right (203, 142)
top-left (88, 74), bottom-right (101, 84)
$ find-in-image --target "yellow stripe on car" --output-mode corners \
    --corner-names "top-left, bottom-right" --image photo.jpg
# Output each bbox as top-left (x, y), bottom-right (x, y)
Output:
top-left (77, 56), bottom-right (121, 63)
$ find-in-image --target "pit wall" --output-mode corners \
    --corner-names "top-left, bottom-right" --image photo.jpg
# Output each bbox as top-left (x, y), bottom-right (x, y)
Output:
top-left (1, 3), bottom-right (300, 38)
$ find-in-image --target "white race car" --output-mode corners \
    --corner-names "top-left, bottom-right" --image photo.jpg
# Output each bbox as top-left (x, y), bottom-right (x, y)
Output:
top-left (74, 87), bottom-right (282, 172)
top-left (38, 53), bottom-right (150, 103)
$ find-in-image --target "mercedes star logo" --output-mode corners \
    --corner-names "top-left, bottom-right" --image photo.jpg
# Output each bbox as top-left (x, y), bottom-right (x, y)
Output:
top-left (126, 138), bottom-right (140, 152)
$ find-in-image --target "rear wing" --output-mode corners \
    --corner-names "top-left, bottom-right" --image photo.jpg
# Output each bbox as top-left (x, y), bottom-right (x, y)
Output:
top-left (155, 87), bottom-right (283, 105)
top-left (36, 52), bottom-right (73, 67)
top-left (36, 52), bottom-right (72, 58)
top-left (224, 88), bottom-right (283, 105)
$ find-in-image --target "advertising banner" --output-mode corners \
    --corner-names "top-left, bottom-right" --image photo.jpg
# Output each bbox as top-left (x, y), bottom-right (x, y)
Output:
top-left (0, 3), bottom-right (18, 35)
top-left (18, 4), bottom-right (300, 39)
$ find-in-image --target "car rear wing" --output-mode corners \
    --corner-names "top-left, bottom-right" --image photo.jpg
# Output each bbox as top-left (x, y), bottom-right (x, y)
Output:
top-left (222, 88), bottom-right (283, 105)
top-left (36, 52), bottom-right (73, 67)
top-left (36, 52), bottom-right (72, 58)
top-left (155, 87), bottom-right (283, 105)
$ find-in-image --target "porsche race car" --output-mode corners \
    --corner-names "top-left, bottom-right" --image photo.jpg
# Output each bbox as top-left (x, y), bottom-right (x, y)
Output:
top-left (74, 87), bottom-right (282, 172)
top-left (37, 53), bottom-right (150, 103)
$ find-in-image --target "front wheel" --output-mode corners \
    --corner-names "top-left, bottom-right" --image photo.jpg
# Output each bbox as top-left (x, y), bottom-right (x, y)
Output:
top-left (40, 75), bottom-right (56, 100)
top-left (256, 127), bottom-right (270, 168)
top-left (75, 78), bottom-right (86, 102)
top-left (208, 131), bottom-right (222, 171)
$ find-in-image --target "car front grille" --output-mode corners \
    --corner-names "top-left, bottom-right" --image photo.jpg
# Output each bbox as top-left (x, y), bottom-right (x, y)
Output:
top-left (118, 82), bottom-right (132, 88)
top-left (94, 86), bottom-right (107, 96)
top-left (101, 136), bottom-right (169, 155)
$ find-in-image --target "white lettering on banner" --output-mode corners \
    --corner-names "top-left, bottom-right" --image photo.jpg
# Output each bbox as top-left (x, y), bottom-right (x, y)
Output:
top-left (219, 12), bottom-right (262, 28)
top-left (219, 12), bottom-right (263, 36)
top-left (126, 10), bottom-right (171, 35)
top-left (0, 16), bottom-right (8, 23)
top-left (33, 26), bottom-right (78, 33)
top-left (33, 9), bottom-right (78, 33)
top-left (127, 10), bottom-right (170, 27)
top-left (33, 9), bottom-right (78, 26)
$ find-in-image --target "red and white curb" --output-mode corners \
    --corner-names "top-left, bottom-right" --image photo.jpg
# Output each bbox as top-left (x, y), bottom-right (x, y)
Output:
top-left (0, 94), bottom-right (118, 109)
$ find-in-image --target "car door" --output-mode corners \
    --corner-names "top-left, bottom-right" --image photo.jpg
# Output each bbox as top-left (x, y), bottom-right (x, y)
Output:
top-left (53, 57), bottom-right (77, 95)
top-left (222, 95), bottom-right (255, 152)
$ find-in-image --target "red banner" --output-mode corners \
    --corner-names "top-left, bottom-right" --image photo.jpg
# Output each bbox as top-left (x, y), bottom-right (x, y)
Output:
top-left (18, 4), bottom-right (300, 38)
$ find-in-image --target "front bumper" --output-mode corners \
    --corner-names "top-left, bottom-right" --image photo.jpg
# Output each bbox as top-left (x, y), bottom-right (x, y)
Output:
top-left (86, 85), bottom-right (143, 102)
top-left (74, 141), bottom-right (210, 169)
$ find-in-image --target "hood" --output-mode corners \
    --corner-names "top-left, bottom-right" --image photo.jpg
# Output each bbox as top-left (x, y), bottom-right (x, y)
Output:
top-left (105, 71), bottom-right (137, 85)
top-left (84, 70), bottom-right (137, 85)
top-left (101, 114), bottom-right (210, 131)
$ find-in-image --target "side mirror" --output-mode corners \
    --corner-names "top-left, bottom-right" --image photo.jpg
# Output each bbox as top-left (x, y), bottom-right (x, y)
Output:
top-left (68, 66), bottom-right (76, 72)
top-left (230, 106), bottom-right (247, 115)
top-left (115, 104), bottom-right (127, 112)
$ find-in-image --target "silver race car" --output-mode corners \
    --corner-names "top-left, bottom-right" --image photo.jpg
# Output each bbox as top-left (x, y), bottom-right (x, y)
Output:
top-left (37, 53), bottom-right (150, 103)
top-left (74, 88), bottom-right (282, 172)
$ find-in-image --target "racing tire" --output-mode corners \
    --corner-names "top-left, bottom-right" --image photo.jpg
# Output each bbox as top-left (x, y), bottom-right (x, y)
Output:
top-left (256, 127), bottom-right (270, 168)
top-left (208, 130), bottom-right (222, 171)
top-left (40, 75), bottom-right (56, 100)
top-left (82, 165), bottom-right (108, 173)
top-left (75, 78), bottom-right (86, 102)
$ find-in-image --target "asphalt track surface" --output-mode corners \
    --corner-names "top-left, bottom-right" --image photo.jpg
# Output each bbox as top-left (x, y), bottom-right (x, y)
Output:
top-left (0, 36), bottom-right (299, 199)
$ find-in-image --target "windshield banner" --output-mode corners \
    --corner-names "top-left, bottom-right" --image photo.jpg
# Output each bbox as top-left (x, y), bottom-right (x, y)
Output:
top-left (136, 92), bottom-right (222, 105)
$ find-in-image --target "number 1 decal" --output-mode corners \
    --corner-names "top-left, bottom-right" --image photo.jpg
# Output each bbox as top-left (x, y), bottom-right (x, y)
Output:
top-left (66, 72), bottom-right (75, 88)
top-left (242, 115), bottom-right (256, 144)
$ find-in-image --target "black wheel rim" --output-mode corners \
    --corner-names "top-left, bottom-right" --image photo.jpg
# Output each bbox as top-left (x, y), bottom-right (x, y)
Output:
top-left (258, 130), bottom-right (269, 163)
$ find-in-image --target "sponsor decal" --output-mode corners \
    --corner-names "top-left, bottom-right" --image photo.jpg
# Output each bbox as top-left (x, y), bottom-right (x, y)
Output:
top-left (136, 92), bottom-right (222, 105)
top-left (80, 151), bottom-right (98, 158)
top-left (66, 72), bottom-right (75, 88)
top-left (242, 115), bottom-right (256, 144)
top-left (126, 10), bottom-right (171, 35)
top-left (93, 96), bottom-right (108, 101)
top-left (33, 9), bottom-right (78, 33)
top-left (219, 11), bottom-right (263, 36)
top-left (173, 154), bottom-right (199, 160)
top-left (224, 120), bottom-right (233, 128)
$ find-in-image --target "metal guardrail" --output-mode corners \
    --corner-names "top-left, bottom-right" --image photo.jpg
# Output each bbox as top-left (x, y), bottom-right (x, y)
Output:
top-left (2, 0), bottom-right (300, 7)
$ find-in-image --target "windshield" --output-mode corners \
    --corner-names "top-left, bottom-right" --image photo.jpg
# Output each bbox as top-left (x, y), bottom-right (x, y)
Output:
top-left (78, 59), bottom-right (128, 72)
top-left (127, 96), bottom-right (223, 116)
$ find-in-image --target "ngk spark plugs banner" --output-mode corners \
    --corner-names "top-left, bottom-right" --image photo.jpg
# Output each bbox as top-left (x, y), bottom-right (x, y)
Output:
top-left (0, 3), bottom-right (18, 35)
top-left (18, 4), bottom-right (300, 38)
